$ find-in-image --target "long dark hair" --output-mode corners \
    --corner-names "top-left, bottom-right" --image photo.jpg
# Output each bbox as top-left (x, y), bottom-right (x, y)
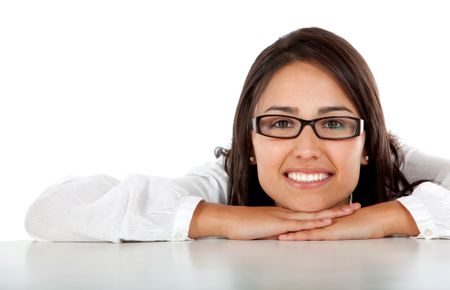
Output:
top-left (219, 27), bottom-right (420, 207)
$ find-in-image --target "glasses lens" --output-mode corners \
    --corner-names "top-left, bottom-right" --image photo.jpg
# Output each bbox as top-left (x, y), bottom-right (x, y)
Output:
top-left (315, 117), bottom-right (358, 139)
top-left (258, 115), bottom-right (301, 138)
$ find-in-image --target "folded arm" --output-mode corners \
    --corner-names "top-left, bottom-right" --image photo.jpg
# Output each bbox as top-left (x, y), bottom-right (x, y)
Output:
top-left (25, 160), bottom-right (229, 242)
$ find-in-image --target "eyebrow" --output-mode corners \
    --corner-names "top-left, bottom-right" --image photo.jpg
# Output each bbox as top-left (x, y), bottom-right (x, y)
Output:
top-left (318, 106), bottom-right (354, 115)
top-left (263, 105), bottom-right (353, 115)
top-left (263, 106), bottom-right (299, 114)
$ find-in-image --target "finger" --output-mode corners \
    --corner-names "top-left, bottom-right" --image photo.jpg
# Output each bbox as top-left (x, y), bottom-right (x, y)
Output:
top-left (279, 227), bottom-right (337, 241)
top-left (286, 203), bottom-right (361, 220)
top-left (258, 236), bottom-right (279, 240)
top-left (284, 218), bottom-right (332, 233)
top-left (279, 229), bottom-right (322, 241)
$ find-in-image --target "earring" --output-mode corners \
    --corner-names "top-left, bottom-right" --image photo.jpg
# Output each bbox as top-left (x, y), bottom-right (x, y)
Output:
top-left (249, 156), bottom-right (256, 163)
top-left (349, 193), bottom-right (353, 204)
top-left (364, 156), bottom-right (369, 161)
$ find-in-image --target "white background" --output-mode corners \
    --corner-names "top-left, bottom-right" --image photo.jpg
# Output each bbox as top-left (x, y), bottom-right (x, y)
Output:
top-left (1, 0), bottom-right (449, 241)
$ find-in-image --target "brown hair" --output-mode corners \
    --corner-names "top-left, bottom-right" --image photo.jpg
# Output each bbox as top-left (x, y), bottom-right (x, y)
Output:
top-left (218, 27), bottom-right (419, 207)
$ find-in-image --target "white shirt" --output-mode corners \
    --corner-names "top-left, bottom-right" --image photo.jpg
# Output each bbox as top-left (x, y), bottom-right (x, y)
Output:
top-left (25, 144), bottom-right (450, 242)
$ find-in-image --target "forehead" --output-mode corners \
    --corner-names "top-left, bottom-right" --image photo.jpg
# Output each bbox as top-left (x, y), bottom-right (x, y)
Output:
top-left (255, 61), bottom-right (358, 116)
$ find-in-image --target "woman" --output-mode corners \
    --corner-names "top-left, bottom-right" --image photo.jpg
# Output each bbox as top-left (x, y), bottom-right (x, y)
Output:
top-left (25, 27), bottom-right (450, 242)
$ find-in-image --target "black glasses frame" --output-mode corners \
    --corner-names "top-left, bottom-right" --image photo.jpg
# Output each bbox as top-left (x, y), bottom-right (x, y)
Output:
top-left (251, 114), bottom-right (365, 140)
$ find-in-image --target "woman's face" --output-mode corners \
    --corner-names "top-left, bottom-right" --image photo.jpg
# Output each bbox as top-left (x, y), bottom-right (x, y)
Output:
top-left (252, 61), bottom-right (368, 212)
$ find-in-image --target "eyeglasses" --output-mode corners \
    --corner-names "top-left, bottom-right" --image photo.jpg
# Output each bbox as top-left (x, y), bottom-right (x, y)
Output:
top-left (251, 114), bottom-right (364, 140)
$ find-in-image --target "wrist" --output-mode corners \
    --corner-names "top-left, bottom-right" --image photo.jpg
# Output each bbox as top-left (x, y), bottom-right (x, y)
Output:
top-left (188, 202), bottom-right (229, 239)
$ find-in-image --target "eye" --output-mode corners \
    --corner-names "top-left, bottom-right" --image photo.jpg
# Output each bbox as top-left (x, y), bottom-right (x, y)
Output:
top-left (271, 118), bottom-right (295, 129)
top-left (322, 119), bottom-right (346, 130)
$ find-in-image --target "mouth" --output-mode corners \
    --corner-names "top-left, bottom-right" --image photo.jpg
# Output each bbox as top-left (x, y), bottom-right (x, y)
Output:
top-left (284, 171), bottom-right (334, 189)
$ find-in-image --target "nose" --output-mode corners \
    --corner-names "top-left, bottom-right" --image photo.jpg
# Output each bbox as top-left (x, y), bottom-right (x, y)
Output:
top-left (290, 125), bottom-right (322, 160)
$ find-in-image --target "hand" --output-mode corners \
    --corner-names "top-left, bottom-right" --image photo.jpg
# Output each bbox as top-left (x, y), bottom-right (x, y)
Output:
top-left (188, 201), bottom-right (361, 240)
top-left (278, 201), bottom-right (419, 241)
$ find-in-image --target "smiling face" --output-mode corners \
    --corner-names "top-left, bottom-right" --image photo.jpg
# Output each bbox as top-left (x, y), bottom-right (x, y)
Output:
top-left (252, 61), bottom-right (368, 212)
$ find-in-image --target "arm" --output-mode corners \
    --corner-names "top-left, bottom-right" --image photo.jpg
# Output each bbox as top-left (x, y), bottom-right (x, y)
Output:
top-left (399, 143), bottom-right (450, 188)
top-left (188, 201), bottom-right (360, 240)
top-left (278, 201), bottom-right (419, 241)
top-left (25, 159), bottom-right (229, 242)
top-left (396, 144), bottom-right (450, 239)
top-left (397, 182), bottom-right (450, 239)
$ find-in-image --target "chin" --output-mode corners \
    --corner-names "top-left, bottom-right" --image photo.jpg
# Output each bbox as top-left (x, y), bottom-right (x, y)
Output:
top-left (280, 198), bottom-right (330, 212)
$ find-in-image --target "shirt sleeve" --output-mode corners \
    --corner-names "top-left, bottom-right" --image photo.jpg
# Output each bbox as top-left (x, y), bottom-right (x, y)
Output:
top-left (24, 159), bottom-right (229, 242)
top-left (397, 144), bottom-right (450, 239)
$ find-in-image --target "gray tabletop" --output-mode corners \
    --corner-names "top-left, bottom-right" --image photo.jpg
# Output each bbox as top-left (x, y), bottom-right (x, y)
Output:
top-left (1, 238), bottom-right (450, 290)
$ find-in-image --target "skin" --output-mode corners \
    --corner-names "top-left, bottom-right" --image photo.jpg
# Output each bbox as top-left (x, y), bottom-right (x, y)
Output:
top-left (279, 201), bottom-right (419, 241)
top-left (188, 201), bottom-right (361, 240)
top-left (252, 61), bottom-right (368, 212)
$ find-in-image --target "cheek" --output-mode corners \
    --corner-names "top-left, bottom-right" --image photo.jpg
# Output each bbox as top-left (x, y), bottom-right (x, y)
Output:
top-left (252, 135), bottom-right (289, 186)
top-left (326, 139), bottom-right (364, 189)
top-left (253, 137), bottom-right (287, 166)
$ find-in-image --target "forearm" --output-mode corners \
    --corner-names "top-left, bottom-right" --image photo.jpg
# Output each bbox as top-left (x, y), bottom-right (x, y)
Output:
top-left (376, 201), bottom-right (419, 237)
top-left (188, 202), bottom-right (228, 239)
top-left (188, 201), bottom-right (361, 240)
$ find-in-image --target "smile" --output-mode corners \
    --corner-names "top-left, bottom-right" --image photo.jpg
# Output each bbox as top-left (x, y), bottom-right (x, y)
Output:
top-left (287, 172), bottom-right (330, 182)
top-left (284, 170), bottom-right (334, 190)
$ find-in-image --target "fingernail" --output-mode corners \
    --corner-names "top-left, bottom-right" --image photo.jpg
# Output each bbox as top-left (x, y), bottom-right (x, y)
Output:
top-left (322, 218), bottom-right (332, 223)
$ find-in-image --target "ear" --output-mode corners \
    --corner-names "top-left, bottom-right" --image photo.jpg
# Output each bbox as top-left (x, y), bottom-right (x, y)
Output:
top-left (361, 151), bottom-right (369, 166)
top-left (249, 147), bottom-right (257, 165)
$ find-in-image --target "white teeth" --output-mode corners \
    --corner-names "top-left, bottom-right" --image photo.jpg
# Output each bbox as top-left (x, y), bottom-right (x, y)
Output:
top-left (287, 172), bottom-right (330, 183)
